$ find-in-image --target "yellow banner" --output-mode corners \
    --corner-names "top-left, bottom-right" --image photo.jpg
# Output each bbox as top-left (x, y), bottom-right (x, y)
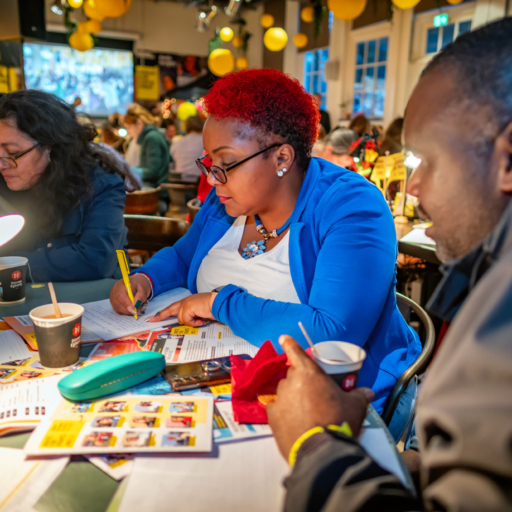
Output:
top-left (135, 65), bottom-right (160, 101)
top-left (0, 67), bottom-right (9, 94)
top-left (387, 153), bottom-right (406, 182)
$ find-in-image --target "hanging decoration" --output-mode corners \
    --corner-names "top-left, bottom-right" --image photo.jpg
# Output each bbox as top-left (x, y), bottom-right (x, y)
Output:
top-left (328, 0), bottom-right (367, 20)
top-left (69, 31), bottom-right (94, 52)
top-left (208, 48), bottom-right (235, 76)
top-left (220, 27), bottom-right (234, 42)
top-left (83, 0), bottom-right (105, 20)
top-left (177, 101), bottom-right (198, 121)
top-left (233, 18), bottom-right (252, 56)
top-left (84, 19), bottom-right (102, 33)
top-left (391, 0), bottom-right (420, 9)
top-left (293, 33), bottom-right (308, 48)
top-left (312, 0), bottom-right (327, 38)
top-left (260, 14), bottom-right (274, 28)
top-left (232, 35), bottom-right (243, 47)
top-left (447, 0), bottom-right (464, 3)
top-left (264, 27), bottom-right (288, 52)
top-left (301, 6), bottom-right (314, 22)
top-left (95, 0), bottom-right (132, 18)
top-left (68, 0), bottom-right (83, 8)
top-left (236, 56), bottom-right (248, 69)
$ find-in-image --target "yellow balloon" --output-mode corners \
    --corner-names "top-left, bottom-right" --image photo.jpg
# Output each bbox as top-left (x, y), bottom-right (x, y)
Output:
top-left (264, 27), bottom-right (288, 52)
top-left (391, 0), bottom-right (420, 8)
top-left (232, 35), bottom-right (243, 48)
top-left (83, 0), bottom-right (105, 20)
top-left (69, 31), bottom-right (94, 52)
top-left (97, 0), bottom-right (132, 18)
top-left (77, 21), bottom-right (89, 34)
top-left (328, 0), bottom-right (366, 20)
top-left (220, 27), bottom-right (234, 42)
top-left (301, 6), bottom-right (314, 22)
top-left (85, 19), bottom-right (102, 34)
top-left (68, 0), bottom-right (83, 8)
top-left (177, 102), bottom-right (198, 121)
top-left (260, 14), bottom-right (274, 28)
top-left (236, 56), bottom-right (248, 70)
top-left (293, 33), bottom-right (308, 48)
top-left (447, 0), bottom-right (463, 3)
top-left (208, 49), bottom-right (235, 77)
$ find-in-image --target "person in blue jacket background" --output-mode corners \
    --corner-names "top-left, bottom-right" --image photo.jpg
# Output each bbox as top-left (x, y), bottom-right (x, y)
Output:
top-left (110, 69), bottom-right (421, 425)
top-left (0, 90), bottom-right (138, 282)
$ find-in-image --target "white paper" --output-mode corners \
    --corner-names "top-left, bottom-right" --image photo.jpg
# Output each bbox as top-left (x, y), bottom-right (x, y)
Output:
top-left (24, 394), bottom-right (214, 456)
top-left (213, 401), bottom-right (272, 443)
top-left (118, 437), bottom-right (290, 512)
top-left (400, 227), bottom-right (436, 246)
top-left (0, 447), bottom-right (68, 512)
top-left (0, 330), bottom-right (32, 365)
top-left (147, 322), bottom-right (258, 364)
top-left (81, 288), bottom-right (191, 341)
top-left (87, 454), bottom-right (134, 481)
top-left (360, 428), bottom-right (408, 487)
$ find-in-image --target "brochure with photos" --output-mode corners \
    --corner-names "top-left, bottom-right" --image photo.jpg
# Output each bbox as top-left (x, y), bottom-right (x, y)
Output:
top-left (24, 394), bottom-right (214, 455)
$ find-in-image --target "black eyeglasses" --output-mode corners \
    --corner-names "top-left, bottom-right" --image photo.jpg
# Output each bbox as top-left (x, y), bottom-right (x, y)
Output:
top-left (0, 144), bottom-right (40, 169)
top-left (196, 143), bottom-right (282, 184)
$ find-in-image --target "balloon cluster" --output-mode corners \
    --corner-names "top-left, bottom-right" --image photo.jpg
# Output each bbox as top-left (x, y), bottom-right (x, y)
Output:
top-left (69, 0), bottom-right (132, 52)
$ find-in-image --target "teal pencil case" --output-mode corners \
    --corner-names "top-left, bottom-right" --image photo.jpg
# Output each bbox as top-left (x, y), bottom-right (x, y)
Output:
top-left (58, 352), bottom-right (166, 401)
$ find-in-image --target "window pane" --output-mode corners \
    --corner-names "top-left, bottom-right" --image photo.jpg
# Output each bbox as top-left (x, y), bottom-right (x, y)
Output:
top-left (367, 40), bottom-right (376, 64)
top-left (378, 38), bottom-right (388, 62)
top-left (305, 76), bottom-right (311, 92)
top-left (426, 27), bottom-right (439, 54)
top-left (353, 93), bottom-right (362, 114)
top-left (321, 78), bottom-right (327, 94)
top-left (363, 93), bottom-right (373, 117)
top-left (441, 24), bottom-right (455, 49)
top-left (458, 20), bottom-right (472, 36)
top-left (356, 42), bottom-right (365, 65)
top-left (314, 51), bottom-right (320, 71)
top-left (377, 65), bottom-right (386, 89)
top-left (313, 74), bottom-right (319, 94)
top-left (321, 94), bottom-right (326, 110)
top-left (364, 67), bottom-right (374, 92)
top-left (374, 90), bottom-right (385, 118)
top-left (354, 68), bottom-right (363, 90)
top-left (322, 48), bottom-right (329, 62)
top-left (305, 53), bottom-right (313, 73)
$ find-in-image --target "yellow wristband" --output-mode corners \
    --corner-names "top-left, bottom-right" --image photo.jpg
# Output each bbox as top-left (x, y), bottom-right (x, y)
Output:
top-left (288, 422), bottom-right (353, 468)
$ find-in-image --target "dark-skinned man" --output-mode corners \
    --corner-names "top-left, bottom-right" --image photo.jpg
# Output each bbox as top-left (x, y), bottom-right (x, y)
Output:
top-left (267, 17), bottom-right (512, 512)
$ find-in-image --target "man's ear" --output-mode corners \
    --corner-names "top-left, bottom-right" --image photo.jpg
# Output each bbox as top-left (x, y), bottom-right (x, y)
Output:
top-left (497, 121), bottom-right (512, 194)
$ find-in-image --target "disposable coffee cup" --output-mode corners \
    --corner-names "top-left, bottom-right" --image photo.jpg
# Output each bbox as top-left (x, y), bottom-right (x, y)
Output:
top-left (29, 303), bottom-right (84, 368)
top-left (0, 257), bottom-right (28, 304)
top-left (306, 341), bottom-right (366, 391)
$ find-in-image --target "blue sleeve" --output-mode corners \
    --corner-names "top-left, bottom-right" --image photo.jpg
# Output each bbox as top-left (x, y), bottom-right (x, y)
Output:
top-left (212, 178), bottom-right (398, 350)
top-left (24, 173), bottom-right (127, 282)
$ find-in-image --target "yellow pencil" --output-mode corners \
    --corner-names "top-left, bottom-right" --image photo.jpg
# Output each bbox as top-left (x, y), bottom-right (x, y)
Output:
top-left (116, 250), bottom-right (137, 319)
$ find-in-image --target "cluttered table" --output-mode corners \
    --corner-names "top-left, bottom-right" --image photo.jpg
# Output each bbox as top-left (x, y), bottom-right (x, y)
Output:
top-left (0, 281), bottom-right (413, 512)
top-left (395, 219), bottom-right (440, 265)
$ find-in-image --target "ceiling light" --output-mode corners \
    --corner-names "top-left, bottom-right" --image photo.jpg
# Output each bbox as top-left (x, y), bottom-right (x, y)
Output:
top-left (51, 0), bottom-right (63, 15)
top-left (225, 0), bottom-right (241, 17)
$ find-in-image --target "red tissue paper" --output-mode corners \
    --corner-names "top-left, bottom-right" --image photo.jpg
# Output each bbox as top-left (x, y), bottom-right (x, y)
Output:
top-left (230, 340), bottom-right (289, 424)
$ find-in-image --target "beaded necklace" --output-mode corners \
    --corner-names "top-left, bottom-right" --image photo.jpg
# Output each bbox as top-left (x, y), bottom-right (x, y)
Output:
top-left (241, 214), bottom-right (292, 260)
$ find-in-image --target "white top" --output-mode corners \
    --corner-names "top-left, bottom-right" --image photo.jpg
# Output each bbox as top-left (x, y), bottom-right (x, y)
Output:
top-left (196, 216), bottom-right (301, 304)
top-left (170, 132), bottom-right (204, 182)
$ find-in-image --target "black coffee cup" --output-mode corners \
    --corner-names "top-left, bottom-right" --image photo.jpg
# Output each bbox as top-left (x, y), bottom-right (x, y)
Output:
top-left (29, 303), bottom-right (84, 368)
top-left (0, 257), bottom-right (28, 304)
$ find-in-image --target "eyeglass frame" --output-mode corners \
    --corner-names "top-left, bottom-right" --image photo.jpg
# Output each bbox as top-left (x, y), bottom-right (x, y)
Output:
top-left (0, 143), bottom-right (40, 169)
top-left (196, 143), bottom-right (282, 184)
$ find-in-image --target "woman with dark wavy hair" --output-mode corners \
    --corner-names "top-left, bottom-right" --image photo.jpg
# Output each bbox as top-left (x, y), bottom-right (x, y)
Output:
top-left (0, 90), bottom-right (138, 282)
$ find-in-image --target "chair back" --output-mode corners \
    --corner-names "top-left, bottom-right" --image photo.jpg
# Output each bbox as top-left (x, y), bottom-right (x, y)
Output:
top-left (124, 215), bottom-right (189, 253)
top-left (381, 293), bottom-right (436, 426)
top-left (187, 198), bottom-right (201, 224)
top-left (124, 188), bottom-right (160, 215)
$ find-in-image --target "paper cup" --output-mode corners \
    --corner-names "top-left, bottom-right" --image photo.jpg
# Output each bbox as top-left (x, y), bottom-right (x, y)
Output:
top-left (306, 341), bottom-right (366, 391)
top-left (0, 257), bottom-right (28, 304)
top-left (29, 303), bottom-right (84, 368)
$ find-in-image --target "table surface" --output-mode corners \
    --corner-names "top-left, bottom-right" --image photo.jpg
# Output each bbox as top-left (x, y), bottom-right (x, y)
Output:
top-left (394, 219), bottom-right (440, 265)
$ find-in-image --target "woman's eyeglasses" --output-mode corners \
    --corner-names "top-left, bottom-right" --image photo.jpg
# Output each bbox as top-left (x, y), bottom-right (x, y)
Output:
top-left (196, 143), bottom-right (282, 184)
top-left (0, 144), bottom-right (39, 169)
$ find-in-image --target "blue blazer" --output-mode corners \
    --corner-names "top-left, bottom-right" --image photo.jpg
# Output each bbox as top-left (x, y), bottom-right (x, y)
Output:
top-left (0, 167), bottom-right (127, 282)
top-left (135, 158), bottom-right (421, 413)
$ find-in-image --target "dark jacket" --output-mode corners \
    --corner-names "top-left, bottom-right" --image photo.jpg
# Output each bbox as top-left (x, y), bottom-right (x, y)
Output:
top-left (319, 109), bottom-right (331, 135)
top-left (285, 200), bottom-right (512, 512)
top-left (137, 124), bottom-right (170, 192)
top-left (0, 167), bottom-right (127, 282)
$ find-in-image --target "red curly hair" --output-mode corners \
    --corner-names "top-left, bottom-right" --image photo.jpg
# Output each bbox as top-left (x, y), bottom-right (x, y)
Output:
top-left (203, 69), bottom-right (320, 168)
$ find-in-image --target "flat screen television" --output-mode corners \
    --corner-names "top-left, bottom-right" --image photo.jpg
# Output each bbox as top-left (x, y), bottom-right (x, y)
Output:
top-left (23, 42), bottom-right (134, 117)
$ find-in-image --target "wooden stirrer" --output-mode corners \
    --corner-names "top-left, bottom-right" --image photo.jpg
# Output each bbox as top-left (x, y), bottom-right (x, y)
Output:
top-left (48, 282), bottom-right (62, 319)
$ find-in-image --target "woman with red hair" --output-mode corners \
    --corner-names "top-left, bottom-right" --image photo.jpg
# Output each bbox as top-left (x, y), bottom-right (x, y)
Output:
top-left (110, 69), bottom-right (420, 428)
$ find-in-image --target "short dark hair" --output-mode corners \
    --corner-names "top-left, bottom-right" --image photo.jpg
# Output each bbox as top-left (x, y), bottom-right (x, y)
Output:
top-left (423, 17), bottom-right (512, 138)
top-left (186, 115), bottom-right (204, 134)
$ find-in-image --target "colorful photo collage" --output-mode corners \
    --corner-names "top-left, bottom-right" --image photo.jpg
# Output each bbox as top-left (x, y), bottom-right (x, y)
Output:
top-left (24, 395), bottom-right (213, 455)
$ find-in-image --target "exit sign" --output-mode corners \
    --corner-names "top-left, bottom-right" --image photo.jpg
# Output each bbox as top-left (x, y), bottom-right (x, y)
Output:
top-left (434, 13), bottom-right (449, 27)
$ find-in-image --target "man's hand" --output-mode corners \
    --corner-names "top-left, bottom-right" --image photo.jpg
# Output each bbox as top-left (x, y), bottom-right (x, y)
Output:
top-left (110, 274), bottom-right (152, 315)
top-left (146, 293), bottom-right (217, 327)
top-left (267, 335), bottom-right (374, 461)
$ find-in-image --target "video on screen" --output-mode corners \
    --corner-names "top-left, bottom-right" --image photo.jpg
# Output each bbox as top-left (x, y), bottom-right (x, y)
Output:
top-left (23, 42), bottom-right (134, 117)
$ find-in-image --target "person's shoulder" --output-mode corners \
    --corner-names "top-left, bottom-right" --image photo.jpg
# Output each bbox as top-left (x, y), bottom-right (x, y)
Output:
top-left (90, 166), bottom-right (125, 192)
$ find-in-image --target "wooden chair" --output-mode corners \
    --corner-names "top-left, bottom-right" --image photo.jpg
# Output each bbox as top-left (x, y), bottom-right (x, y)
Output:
top-left (124, 188), bottom-right (160, 215)
top-left (160, 182), bottom-right (199, 213)
top-left (124, 215), bottom-right (189, 257)
top-left (187, 198), bottom-right (201, 224)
